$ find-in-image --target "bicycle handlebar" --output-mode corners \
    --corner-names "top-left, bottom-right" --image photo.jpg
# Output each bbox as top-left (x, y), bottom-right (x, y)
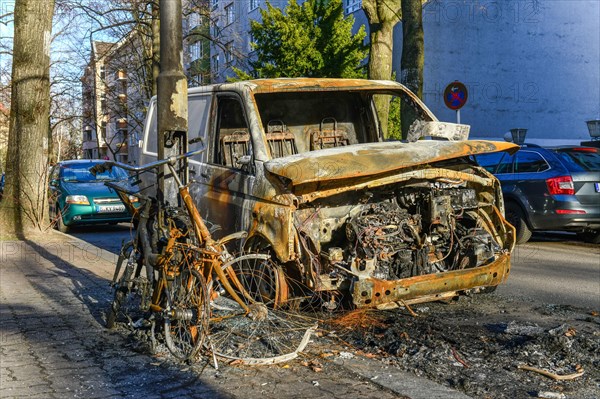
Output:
top-left (90, 145), bottom-right (206, 176)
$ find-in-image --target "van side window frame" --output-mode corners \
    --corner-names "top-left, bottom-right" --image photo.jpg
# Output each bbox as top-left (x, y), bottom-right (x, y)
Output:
top-left (211, 93), bottom-right (254, 174)
top-left (142, 94), bottom-right (212, 166)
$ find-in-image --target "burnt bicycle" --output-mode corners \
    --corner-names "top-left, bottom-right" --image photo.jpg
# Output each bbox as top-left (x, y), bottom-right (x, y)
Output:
top-left (93, 147), bottom-right (314, 364)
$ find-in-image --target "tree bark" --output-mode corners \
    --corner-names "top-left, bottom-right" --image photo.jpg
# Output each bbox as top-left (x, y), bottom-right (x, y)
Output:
top-left (400, 0), bottom-right (424, 138)
top-left (363, 0), bottom-right (401, 137)
top-left (0, 0), bottom-right (55, 236)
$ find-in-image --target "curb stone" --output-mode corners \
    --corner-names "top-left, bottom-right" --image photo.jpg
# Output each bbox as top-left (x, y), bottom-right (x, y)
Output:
top-left (334, 356), bottom-right (473, 399)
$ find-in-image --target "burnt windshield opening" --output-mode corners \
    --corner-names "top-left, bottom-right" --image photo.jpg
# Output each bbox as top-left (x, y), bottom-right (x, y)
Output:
top-left (254, 91), bottom-right (374, 155)
top-left (254, 89), bottom-right (435, 158)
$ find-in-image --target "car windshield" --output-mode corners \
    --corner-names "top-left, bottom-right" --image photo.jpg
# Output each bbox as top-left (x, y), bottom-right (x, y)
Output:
top-left (60, 162), bottom-right (129, 182)
top-left (554, 148), bottom-right (600, 172)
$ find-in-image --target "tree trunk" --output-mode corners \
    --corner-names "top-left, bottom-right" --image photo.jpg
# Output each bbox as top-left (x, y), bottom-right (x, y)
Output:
top-left (0, 0), bottom-right (55, 237)
top-left (400, 0), bottom-right (424, 138)
top-left (363, 0), bottom-right (401, 138)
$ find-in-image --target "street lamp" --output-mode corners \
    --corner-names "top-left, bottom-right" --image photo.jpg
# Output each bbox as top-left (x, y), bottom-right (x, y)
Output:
top-left (510, 128), bottom-right (528, 145)
top-left (586, 120), bottom-right (600, 141)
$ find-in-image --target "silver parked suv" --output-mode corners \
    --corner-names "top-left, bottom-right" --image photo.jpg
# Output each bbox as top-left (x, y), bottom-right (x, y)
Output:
top-left (477, 144), bottom-right (600, 244)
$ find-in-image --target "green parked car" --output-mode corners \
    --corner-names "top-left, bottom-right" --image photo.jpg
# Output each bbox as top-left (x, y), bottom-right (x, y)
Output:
top-left (49, 159), bottom-right (138, 233)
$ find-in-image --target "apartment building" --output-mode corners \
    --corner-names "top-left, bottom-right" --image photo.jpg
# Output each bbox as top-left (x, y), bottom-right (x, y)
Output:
top-left (185, 6), bottom-right (212, 86)
top-left (81, 34), bottom-right (149, 164)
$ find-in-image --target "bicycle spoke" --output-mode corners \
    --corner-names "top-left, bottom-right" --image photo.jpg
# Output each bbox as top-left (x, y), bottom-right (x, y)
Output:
top-left (208, 254), bottom-right (317, 365)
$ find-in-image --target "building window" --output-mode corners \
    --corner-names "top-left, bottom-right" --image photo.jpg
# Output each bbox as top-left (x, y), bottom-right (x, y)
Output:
top-left (225, 3), bottom-right (234, 25)
top-left (100, 121), bottom-right (107, 139)
top-left (249, 0), bottom-right (259, 11)
top-left (99, 65), bottom-right (105, 80)
top-left (225, 41), bottom-right (233, 64)
top-left (100, 94), bottom-right (107, 113)
top-left (189, 41), bottom-right (204, 61)
top-left (212, 0), bottom-right (218, 9)
top-left (212, 22), bottom-right (220, 37)
top-left (212, 54), bottom-right (219, 71)
top-left (188, 12), bottom-right (200, 29)
top-left (344, 0), bottom-right (362, 14)
top-left (190, 73), bottom-right (204, 87)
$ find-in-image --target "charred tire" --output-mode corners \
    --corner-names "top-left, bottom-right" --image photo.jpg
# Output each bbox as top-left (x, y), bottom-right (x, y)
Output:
top-left (106, 289), bottom-right (125, 329)
top-left (505, 202), bottom-right (532, 245)
top-left (106, 243), bottom-right (144, 328)
top-left (577, 230), bottom-right (600, 244)
top-left (209, 253), bottom-right (315, 365)
top-left (164, 269), bottom-right (209, 362)
top-left (106, 244), bottom-right (135, 329)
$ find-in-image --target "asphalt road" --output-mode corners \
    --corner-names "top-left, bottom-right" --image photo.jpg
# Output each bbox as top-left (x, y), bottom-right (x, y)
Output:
top-left (69, 227), bottom-right (600, 310)
top-left (68, 222), bottom-right (135, 255)
top-left (496, 234), bottom-right (600, 309)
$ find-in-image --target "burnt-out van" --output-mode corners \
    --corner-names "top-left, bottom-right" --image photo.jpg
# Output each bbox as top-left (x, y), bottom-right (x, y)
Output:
top-left (139, 78), bottom-right (517, 309)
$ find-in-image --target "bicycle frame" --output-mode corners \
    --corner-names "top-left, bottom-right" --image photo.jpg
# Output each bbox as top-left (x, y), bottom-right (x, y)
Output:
top-left (96, 146), bottom-right (253, 316)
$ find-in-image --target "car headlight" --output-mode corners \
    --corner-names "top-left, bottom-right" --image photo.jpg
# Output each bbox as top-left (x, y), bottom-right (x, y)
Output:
top-left (128, 195), bottom-right (139, 203)
top-left (65, 195), bottom-right (90, 205)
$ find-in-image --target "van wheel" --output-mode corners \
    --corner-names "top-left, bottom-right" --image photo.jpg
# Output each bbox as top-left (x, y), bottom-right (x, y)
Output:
top-left (577, 230), bottom-right (600, 244)
top-left (505, 203), bottom-right (531, 244)
top-left (56, 208), bottom-right (70, 234)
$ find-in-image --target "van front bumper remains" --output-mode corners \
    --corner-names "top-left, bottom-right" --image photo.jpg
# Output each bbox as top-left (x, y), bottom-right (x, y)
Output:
top-left (352, 252), bottom-right (511, 308)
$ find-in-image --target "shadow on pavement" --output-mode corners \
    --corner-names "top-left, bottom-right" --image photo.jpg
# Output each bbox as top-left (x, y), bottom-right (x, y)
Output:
top-left (0, 239), bottom-right (230, 398)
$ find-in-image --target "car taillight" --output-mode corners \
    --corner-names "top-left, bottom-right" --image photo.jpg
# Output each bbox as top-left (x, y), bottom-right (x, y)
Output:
top-left (546, 176), bottom-right (574, 195)
top-left (556, 209), bottom-right (586, 214)
top-left (570, 147), bottom-right (598, 153)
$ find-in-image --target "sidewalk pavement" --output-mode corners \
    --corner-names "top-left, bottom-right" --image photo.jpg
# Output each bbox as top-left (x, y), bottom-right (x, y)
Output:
top-left (0, 234), bottom-right (471, 399)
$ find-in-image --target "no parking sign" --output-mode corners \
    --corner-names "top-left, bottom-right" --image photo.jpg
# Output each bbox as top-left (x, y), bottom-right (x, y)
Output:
top-left (444, 81), bottom-right (468, 123)
top-left (444, 81), bottom-right (468, 110)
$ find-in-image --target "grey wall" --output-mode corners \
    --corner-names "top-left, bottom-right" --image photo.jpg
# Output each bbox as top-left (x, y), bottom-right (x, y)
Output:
top-left (220, 0), bottom-right (600, 143)
top-left (416, 0), bottom-right (599, 141)
top-left (355, 0), bottom-right (599, 142)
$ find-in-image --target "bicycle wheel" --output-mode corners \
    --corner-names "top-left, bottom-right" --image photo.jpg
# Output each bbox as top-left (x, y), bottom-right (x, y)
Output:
top-left (208, 253), bottom-right (317, 366)
top-left (164, 268), bottom-right (209, 361)
top-left (106, 243), bottom-right (148, 328)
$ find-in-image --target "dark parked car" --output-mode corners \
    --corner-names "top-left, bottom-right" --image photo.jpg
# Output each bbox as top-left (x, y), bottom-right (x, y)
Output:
top-left (476, 144), bottom-right (600, 244)
top-left (49, 160), bottom-right (138, 233)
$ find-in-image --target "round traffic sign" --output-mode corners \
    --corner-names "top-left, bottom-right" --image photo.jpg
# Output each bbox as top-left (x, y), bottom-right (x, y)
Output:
top-left (444, 81), bottom-right (468, 110)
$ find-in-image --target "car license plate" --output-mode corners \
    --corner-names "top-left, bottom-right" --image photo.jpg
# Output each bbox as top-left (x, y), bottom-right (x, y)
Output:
top-left (97, 205), bottom-right (125, 213)
top-left (595, 183), bottom-right (600, 193)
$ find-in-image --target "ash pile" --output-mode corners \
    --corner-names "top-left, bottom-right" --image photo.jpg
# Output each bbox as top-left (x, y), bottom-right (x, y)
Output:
top-left (328, 295), bottom-right (600, 399)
